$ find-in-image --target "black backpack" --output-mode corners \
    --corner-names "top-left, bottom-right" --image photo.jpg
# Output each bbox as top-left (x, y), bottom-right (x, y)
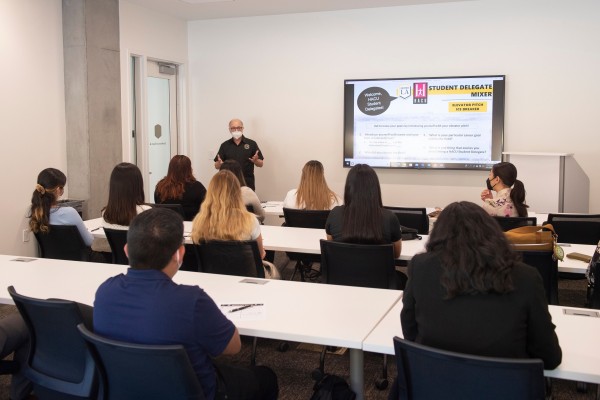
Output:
top-left (400, 225), bottom-right (422, 241)
top-left (310, 374), bottom-right (356, 400)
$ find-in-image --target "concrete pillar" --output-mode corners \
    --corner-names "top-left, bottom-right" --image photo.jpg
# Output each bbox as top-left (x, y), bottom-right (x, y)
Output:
top-left (63, 0), bottom-right (121, 219)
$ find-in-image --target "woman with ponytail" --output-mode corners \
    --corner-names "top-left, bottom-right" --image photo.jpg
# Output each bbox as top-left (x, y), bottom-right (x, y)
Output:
top-left (29, 168), bottom-right (93, 246)
top-left (480, 162), bottom-right (528, 217)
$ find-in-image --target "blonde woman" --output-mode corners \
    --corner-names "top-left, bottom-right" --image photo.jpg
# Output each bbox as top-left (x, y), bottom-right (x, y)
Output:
top-left (192, 170), bottom-right (279, 279)
top-left (283, 160), bottom-right (341, 210)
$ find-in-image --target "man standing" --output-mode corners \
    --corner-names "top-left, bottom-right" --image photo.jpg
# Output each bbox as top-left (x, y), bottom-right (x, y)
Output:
top-left (214, 119), bottom-right (264, 191)
top-left (93, 208), bottom-right (278, 400)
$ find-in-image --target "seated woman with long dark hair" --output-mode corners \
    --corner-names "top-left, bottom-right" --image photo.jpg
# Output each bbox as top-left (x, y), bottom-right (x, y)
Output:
top-left (29, 167), bottom-right (93, 246)
top-left (154, 155), bottom-right (206, 221)
top-left (92, 162), bottom-right (151, 253)
top-left (283, 160), bottom-right (341, 210)
top-left (219, 160), bottom-right (265, 223)
top-left (481, 161), bottom-right (528, 217)
top-left (325, 164), bottom-right (401, 258)
top-left (400, 201), bottom-right (561, 369)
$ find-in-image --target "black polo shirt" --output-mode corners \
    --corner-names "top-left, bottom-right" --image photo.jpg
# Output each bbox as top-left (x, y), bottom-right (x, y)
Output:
top-left (214, 135), bottom-right (264, 190)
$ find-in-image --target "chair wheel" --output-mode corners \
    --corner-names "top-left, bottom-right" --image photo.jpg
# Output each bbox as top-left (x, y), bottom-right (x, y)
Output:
top-left (311, 368), bottom-right (324, 381)
top-left (277, 341), bottom-right (289, 352)
top-left (576, 382), bottom-right (587, 393)
top-left (375, 378), bottom-right (388, 390)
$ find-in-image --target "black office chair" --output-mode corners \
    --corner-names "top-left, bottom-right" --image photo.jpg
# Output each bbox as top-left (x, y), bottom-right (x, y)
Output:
top-left (514, 250), bottom-right (559, 305)
top-left (320, 240), bottom-right (398, 290)
top-left (77, 324), bottom-right (205, 400)
top-left (587, 254), bottom-right (600, 309)
top-left (316, 240), bottom-right (398, 389)
top-left (34, 225), bottom-right (89, 261)
top-left (494, 216), bottom-right (538, 232)
top-left (150, 203), bottom-right (186, 219)
top-left (193, 240), bottom-right (264, 365)
top-left (103, 228), bottom-right (128, 265)
top-left (8, 286), bottom-right (97, 400)
top-left (546, 213), bottom-right (600, 245)
top-left (282, 208), bottom-right (330, 281)
top-left (194, 240), bottom-right (265, 278)
top-left (392, 336), bottom-right (545, 400)
top-left (383, 206), bottom-right (429, 234)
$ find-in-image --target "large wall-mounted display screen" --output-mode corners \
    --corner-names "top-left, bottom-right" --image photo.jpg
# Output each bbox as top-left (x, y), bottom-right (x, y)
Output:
top-left (343, 75), bottom-right (505, 170)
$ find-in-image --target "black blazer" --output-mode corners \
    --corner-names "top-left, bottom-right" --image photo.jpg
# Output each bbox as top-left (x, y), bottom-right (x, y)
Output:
top-left (401, 251), bottom-right (562, 369)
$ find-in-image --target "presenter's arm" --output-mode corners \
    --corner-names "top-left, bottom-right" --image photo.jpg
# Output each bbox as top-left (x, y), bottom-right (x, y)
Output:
top-left (249, 150), bottom-right (263, 168)
top-left (221, 327), bottom-right (241, 355)
top-left (214, 154), bottom-right (223, 170)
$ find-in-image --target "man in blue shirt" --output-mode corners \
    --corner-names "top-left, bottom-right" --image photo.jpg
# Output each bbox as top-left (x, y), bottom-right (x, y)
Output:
top-left (94, 208), bottom-right (277, 400)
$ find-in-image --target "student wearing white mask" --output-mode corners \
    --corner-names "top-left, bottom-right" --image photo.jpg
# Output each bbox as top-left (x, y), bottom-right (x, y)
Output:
top-left (214, 118), bottom-right (264, 191)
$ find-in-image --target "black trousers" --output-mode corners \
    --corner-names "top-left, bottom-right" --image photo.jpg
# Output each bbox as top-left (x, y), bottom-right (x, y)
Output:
top-left (214, 361), bottom-right (278, 400)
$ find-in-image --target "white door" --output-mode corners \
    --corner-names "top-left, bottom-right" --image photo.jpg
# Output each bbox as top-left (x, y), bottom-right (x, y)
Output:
top-left (146, 60), bottom-right (178, 199)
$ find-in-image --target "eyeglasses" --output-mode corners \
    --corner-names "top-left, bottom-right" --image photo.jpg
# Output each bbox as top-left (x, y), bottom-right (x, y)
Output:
top-left (229, 126), bottom-right (243, 132)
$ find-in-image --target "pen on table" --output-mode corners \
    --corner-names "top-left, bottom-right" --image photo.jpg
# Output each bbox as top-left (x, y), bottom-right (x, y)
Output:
top-left (228, 304), bottom-right (259, 313)
top-left (91, 227), bottom-right (101, 232)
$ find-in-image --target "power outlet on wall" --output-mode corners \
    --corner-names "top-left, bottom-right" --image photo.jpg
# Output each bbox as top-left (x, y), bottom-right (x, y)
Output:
top-left (22, 229), bottom-right (30, 242)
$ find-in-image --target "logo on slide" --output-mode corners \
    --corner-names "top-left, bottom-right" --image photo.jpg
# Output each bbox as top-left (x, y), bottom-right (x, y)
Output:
top-left (398, 85), bottom-right (411, 99)
top-left (413, 83), bottom-right (428, 104)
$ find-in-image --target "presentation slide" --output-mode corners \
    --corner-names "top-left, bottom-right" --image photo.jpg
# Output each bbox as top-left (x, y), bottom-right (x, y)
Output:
top-left (343, 75), bottom-right (505, 170)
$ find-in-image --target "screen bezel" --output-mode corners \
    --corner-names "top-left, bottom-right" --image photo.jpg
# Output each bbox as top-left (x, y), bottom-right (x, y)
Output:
top-left (343, 74), bottom-right (505, 171)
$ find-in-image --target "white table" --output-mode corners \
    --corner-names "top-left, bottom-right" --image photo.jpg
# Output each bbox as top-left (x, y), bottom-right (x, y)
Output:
top-left (261, 201), bottom-right (285, 226)
top-left (362, 300), bottom-right (600, 385)
top-left (84, 218), bottom-right (595, 274)
top-left (84, 218), bottom-right (428, 262)
top-left (0, 255), bottom-right (401, 400)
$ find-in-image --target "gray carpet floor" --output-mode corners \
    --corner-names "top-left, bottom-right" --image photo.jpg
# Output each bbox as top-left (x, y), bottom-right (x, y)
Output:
top-left (0, 252), bottom-right (597, 399)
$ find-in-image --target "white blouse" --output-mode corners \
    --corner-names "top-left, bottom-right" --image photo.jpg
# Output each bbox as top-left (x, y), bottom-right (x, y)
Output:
top-left (282, 189), bottom-right (342, 210)
top-left (91, 204), bottom-right (152, 253)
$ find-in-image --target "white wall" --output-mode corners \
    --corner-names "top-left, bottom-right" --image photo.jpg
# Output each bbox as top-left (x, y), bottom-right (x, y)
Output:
top-left (0, 0), bottom-right (66, 256)
top-left (188, 0), bottom-right (600, 213)
top-left (118, 0), bottom-right (189, 166)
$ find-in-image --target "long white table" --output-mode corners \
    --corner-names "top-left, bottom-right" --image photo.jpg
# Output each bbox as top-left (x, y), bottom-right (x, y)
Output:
top-left (362, 299), bottom-right (600, 385)
top-left (84, 218), bottom-right (597, 274)
top-left (84, 218), bottom-right (427, 262)
top-left (0, 255), bottom-right (400, 400)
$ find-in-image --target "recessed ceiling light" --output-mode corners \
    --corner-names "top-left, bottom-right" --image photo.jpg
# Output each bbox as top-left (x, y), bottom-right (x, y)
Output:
top-left (178, 0), bottom-right (235, 4)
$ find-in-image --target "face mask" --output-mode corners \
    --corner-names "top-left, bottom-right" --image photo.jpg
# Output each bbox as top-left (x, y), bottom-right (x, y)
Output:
top-left (231, 131), bottom-right (243, 140)
top-left (486, 177), bottom-right (495, 191)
